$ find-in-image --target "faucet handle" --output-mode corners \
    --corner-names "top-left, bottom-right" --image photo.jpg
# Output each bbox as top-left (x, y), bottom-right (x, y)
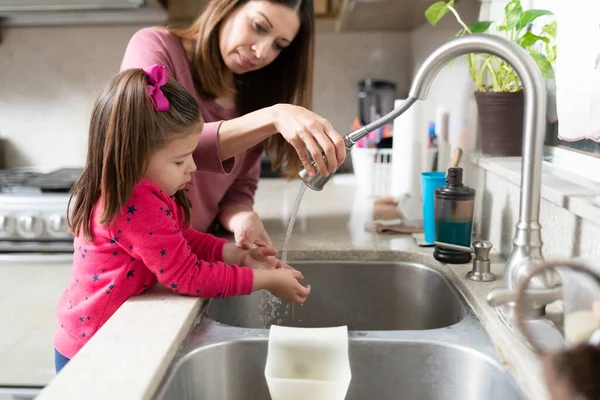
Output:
top-left (487, 286), bottom-right (562, 308)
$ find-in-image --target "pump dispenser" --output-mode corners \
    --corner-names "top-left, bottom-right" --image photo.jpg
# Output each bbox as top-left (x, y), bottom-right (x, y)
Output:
top-left (433, 167), bottom-right (476, 264)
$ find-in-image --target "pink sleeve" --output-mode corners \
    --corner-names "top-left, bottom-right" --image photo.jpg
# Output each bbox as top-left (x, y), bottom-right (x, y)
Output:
top-left (120, 28), bottom-right (174, 73)
top-left (193, 121), bottom-right (235, 174)
top-left (120, 28), bottom-right (236, 175)
top-left (219, 144), bottom-right (263, 208)
top-left (111, 181), bottom-right (253, 298)
top-left (182, 228), bottom-right (227, 263)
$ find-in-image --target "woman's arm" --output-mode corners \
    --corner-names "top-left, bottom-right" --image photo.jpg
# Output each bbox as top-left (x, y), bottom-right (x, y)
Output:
top-left (217, 104), bottom-right (347, 176)
top-left (216, 144), bottom-right (272, 248)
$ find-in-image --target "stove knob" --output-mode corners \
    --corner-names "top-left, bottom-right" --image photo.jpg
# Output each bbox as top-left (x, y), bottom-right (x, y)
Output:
top-left (0, 214), bottom-right (15, 237)
top-left (48, 214), bottom-right (68, 235)
top-left (17, 214), bottom-right (44, 238)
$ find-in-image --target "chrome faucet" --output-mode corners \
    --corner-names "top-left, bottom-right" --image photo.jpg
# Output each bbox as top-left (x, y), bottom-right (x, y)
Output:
top-left (299, 34), bottom-right (561, 322)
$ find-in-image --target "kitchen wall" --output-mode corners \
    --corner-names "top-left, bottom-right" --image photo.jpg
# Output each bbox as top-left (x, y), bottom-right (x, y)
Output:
top-left (0, 26), bottom-right (142, 169)
top-left (0, 22), bottom-right (411, 170)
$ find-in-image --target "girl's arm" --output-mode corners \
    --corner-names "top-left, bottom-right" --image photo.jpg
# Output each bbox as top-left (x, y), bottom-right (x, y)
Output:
top-left (113, 180), bottom-right (252, 298)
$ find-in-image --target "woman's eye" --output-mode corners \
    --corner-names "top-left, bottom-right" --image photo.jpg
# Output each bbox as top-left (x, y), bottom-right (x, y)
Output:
top-left (274, 43), bottom-right (284, 51)
top-left (175, 161), bottom-right (184, 166)
top-left (254, 21), bottom-right (267, 34)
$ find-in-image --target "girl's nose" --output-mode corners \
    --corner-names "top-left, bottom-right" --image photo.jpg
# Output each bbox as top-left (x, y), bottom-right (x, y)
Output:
top-left (188, 159), bottom-right (197, 173)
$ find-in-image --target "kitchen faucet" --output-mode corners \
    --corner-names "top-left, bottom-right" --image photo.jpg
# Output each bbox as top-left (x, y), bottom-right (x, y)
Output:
top-left (299, 34), bottom-right (562, 325)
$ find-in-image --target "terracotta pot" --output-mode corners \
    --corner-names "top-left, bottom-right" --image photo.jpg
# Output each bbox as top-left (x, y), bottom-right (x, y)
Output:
top-left (474, 91), bottom-right (524, 157)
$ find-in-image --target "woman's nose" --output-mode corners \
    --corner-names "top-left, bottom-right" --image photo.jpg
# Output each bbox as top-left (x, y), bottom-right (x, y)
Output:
top-left (252, 39), bottom-right (271, 60)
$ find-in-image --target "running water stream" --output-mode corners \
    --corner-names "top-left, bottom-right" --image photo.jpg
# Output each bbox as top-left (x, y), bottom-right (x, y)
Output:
top-left (260, 183), bottom-right (308, 326)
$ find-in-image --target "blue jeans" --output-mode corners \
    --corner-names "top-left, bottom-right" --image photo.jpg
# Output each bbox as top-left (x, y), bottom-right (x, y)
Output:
top-left (54, 348), bottom-right (70, 373)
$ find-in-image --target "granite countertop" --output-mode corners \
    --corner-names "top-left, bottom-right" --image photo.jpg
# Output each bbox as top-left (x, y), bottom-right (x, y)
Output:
top-left (36, 176), bottom-right (550, 400)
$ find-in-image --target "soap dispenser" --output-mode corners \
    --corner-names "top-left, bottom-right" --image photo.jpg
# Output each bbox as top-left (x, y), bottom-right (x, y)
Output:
top-left (433, 167), bottom-right (475, 264)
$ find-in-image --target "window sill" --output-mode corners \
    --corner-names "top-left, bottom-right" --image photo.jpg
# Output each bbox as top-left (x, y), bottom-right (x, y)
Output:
top-left (469, 149), bottom-right (600, 227)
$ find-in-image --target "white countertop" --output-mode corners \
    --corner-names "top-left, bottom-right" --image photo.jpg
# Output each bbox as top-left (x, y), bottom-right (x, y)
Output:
top-left (35, 176), bottom-right (551, 400)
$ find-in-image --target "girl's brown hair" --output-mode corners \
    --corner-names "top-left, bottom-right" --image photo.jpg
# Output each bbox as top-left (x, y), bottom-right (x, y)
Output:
top-left (168, 0), bottom-right (315, 179)
top-left (68, 68), bottom-right (202, 241)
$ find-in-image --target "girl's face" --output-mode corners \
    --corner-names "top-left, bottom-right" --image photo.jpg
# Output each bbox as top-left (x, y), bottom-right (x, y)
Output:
top-left (145, 131), bottom-right (200, 196)
top-left (219, 1), bottom-right (301, 75)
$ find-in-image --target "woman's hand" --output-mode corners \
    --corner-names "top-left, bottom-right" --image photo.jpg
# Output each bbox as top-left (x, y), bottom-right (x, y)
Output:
top-left (219, 206), bottom-right (273, 250)
top-left (232, 210), bottom-right (273, 250)
top-left (271, 104), bottom-right (347, 177)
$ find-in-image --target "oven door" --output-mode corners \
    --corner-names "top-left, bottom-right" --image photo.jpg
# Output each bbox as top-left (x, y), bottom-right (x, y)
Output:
top-left (0, 253), bottom-right (73, 400)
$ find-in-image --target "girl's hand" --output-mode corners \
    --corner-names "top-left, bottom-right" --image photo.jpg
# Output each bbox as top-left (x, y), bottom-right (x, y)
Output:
top-left (253, 268), bottom-right (310, 304)
top-left (271, 104), bottom-right (346, 177)
top-left (233, 211), bottom-right (273, 250)
top-left (240, 246), bottom-right (281, 270)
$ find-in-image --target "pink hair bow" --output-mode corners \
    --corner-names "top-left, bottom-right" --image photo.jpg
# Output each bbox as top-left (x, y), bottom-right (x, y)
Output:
top-left (142, 64), bottom-right (169, 111)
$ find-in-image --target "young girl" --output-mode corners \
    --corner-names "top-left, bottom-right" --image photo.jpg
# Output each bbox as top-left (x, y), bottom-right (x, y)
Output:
top-left (53, 64), bottom-right (311, 373)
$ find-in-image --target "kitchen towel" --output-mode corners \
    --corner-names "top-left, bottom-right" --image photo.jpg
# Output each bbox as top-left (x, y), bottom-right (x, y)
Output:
top-left (365, 196), bottom-right (423, 234)
top-left (555, 0), bottom-right (600, 141)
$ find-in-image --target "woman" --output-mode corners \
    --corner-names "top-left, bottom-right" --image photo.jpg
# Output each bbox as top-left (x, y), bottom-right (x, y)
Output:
top-left (120, 0), bottom-right (345, 250)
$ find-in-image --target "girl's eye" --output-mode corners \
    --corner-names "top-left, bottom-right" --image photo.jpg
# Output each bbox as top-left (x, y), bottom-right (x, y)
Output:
top-left (175, 161), bottom-right (184, 166)
top-left (274, 43), bottom-right (284, 52)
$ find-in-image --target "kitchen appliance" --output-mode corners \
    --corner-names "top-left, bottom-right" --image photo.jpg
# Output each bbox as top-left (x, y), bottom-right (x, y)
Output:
top-left (0, 167), bottom-right (80, 252)
top-left (0, 168), bottom-right (81, 399)
top-left (357, 79), bottom-right (397, 126)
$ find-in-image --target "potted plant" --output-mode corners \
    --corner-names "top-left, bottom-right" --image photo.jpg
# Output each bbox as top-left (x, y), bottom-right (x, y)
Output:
top-left (424, 0), bottom-right (557, 156)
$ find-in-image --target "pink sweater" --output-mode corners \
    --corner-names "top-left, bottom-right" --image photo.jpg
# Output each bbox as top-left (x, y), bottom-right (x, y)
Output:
top-left (54, 179), bottom-right (254, 359)
top-left (120, 27), bottom-right (264, 232)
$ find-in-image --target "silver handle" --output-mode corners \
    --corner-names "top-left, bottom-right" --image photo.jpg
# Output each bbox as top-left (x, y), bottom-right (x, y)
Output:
top-left (486, 286), bottom-right (562, 307)
top-left (434, 241), bottom-right (474, 254)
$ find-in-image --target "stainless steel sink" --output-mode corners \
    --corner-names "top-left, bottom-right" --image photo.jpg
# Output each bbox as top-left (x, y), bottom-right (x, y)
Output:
top-left (205, 260), bottom-right (464, 330)
top-left (155, 329), bottom-right (525, 400)
top-left (152, 258), bottom-right (528, 400)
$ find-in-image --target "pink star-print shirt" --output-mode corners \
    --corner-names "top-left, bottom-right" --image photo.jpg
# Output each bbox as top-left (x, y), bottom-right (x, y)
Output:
top-left (54, 179), bottom-right (253, 359)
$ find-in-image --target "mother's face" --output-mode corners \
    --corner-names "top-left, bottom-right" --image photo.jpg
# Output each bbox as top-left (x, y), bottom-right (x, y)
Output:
top-left (219, 1), bottom-right (301, 74)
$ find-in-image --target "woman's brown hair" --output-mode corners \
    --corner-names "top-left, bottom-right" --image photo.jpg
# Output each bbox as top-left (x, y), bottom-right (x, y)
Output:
top-left (68, 68), bottom-right (202, 241)
top-left (168, 0), bottom-right (315, 179)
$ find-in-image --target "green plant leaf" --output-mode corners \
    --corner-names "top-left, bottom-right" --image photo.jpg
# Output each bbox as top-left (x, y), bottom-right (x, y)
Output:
top-left (516, 9), bottom-right (554, 32)
top-left (529, 50), bottom-right (555, 80)
top-left (519, 32), bottom-right (550, 47)
top-left (496, 24), bottom-right (509, 32)
top-left (505, 0), bottom-right (523, 30)
top-left (542, 21), bottom-right (557, 38)
top-left (425, 1), bottom-right (450, 26)
top-left (545, 44), bottom-right (557, 64)
top-left (468, 20), bottom-right (493, 33)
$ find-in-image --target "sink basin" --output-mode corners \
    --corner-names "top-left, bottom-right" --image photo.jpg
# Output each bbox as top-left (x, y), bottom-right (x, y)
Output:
top-left (154, 338), bottom-right (524, 400)
top-left (206, 260), bottom-right (464, 330)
